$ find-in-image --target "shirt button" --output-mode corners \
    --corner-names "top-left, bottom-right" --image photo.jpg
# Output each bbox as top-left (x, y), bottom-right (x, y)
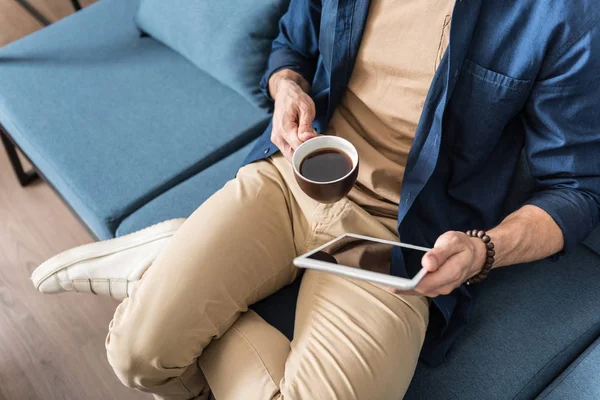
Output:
top-left (263, 147), bottom-right (270, 154)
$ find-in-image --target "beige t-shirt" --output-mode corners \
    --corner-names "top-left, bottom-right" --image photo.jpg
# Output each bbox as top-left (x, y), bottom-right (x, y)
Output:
top-left (328, 0), bottom-right (455, 219)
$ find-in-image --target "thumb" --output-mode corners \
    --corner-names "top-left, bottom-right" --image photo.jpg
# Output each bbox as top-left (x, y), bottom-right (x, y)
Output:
top-left (422, 246), bottom-right (454, 272)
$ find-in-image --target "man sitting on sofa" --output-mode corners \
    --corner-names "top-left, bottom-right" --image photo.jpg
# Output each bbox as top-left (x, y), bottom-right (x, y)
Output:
top-left (31, 0), bottom-right (600, 399)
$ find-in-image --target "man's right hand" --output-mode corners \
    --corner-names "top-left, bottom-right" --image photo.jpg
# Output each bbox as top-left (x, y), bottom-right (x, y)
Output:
top-left (269, 69), bottom-right (317, 161)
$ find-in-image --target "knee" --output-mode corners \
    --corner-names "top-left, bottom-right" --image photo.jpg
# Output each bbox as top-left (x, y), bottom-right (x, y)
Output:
top-left (106, 329), bottom-right (158, 390)
top-left (106, 346), bottom-right (150, 389)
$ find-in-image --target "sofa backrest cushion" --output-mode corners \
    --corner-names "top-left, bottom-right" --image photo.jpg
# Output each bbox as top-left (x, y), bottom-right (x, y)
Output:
top-left (136, 0), bottom-right (289, 110)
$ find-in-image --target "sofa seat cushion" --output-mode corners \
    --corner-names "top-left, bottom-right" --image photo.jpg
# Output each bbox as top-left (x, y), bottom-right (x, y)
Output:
top-left (136, 0), bottom-right (290, 109)
top-left (404, 245), bottom-right (600, 400)
top-left (0, 0), bottom-right (269, 239)
top-left (116, 142), bottom-right (254, 236)
top-left (536, 337), bottom-right (600, 400)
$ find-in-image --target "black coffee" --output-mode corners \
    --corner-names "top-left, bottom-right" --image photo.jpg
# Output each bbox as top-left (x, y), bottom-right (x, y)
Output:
top-left (299, 148), bottom-right (353, 182)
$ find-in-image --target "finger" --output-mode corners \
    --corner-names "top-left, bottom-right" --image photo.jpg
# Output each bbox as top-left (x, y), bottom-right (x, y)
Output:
top-left (417, 253), bottom-right (465, 292)
top-left (271, 133), bottom-right (293, 161)
top-left (417, 284), bottom-right (456, 298)
top-left (422, 233), bottom-right (463, 272)
top-left (392, 289), bottom-right (420, 296)
top-left (282, 117), bottom-right (303, 150)
top-left (436, 284), bottom-right (457, 296)
top-left (297, 100), bottom-right (316, 142)
top-left (413, 286), bottom-right (437, 298)
top-left (298, 129), bottom-right (317, 142)
top-left (279, 140), bottom-right (293, 161)
top-left (422, 247), bottom-right (455, 272)
top-left (414, 274), bottom-right (437, 296)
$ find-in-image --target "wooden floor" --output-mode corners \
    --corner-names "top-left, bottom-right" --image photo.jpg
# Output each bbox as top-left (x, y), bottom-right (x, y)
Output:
top-left (0, 1), bottom-right (148, 399)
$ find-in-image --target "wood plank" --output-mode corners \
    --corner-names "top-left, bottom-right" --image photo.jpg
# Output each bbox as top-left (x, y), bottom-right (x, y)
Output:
top-left (0, 132), bottom-right (149, 400)
top-left (0, 0), bottom-right (96, 48)
top-left (0, 2), bottom-right (149, 398)
top-left (0, 0), bottom-right (43, 47)
top-left (26, 0), bottom-right (96, 24)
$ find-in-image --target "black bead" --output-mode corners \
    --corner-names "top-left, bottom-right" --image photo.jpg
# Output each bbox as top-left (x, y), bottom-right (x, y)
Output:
top-left (482, 235), bottom-right (491, 243)
top-left (477, 230), bottom-right (485, 238)
top-left (487, 250), bottom-right (495, 257)
top-left (486, 242), bottom-right (495, 250)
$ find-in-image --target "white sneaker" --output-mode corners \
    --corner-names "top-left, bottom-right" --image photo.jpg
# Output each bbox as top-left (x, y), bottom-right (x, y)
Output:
top-left (31, 219), bottom-right (185, 301)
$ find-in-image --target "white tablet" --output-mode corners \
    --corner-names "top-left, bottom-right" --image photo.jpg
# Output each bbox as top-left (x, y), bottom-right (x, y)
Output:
top-left (293, 233), bottom-right (430, 291)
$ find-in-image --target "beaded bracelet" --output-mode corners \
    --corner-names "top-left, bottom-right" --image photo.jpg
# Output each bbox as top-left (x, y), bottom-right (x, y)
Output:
top-left (465, 230), bottom-right (495, 285)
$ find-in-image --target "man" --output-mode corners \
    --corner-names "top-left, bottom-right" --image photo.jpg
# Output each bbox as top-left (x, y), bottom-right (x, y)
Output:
top-left (32, 0), bottom-right (600, 399)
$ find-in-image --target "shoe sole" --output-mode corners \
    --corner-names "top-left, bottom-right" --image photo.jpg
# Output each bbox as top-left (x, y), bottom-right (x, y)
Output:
top-left (31, 218), bottom-right (185, 290)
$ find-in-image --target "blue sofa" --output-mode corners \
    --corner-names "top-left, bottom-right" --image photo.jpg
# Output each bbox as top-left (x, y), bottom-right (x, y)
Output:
top-left (1, 1), bottom-right (599, 399)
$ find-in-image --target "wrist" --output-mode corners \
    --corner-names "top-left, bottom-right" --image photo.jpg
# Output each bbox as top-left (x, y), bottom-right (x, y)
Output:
top-left (470, 237), bottom-right (489, 274)
top-left (465, 230), bottom-right (496, 285)
top-left (269, 69), bottom-right (310, 98)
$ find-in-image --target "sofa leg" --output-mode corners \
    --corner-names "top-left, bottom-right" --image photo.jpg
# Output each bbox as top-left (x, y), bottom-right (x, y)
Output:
top-left (0, 127), bottom-right (38, 187)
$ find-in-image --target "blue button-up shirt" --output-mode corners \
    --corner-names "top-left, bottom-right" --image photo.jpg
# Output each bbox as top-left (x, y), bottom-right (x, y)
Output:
top-left (245, 0), bottom-right (600, 365)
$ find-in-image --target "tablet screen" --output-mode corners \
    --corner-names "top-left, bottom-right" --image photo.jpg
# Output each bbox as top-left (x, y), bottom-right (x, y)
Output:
top-left (306, 235), bottom-right (426, 279)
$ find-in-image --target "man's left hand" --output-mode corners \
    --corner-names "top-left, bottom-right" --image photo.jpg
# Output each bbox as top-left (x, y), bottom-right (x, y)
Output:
top-left (395, 231), bottom-right (487, 297)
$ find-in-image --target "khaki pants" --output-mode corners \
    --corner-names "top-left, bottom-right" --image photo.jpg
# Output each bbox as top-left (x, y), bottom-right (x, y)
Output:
top-left (105, 155), bottom-right (429, 400)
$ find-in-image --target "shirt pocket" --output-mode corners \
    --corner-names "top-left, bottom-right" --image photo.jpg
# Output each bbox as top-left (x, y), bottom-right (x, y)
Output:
top-left (448, 59), bottom-right (533, 157)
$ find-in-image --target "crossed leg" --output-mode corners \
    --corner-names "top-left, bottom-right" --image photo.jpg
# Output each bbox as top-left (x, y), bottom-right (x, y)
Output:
top-left (105, 155), bottom-right (428, 399)
top-left (201, 269), bottom-right (428, 400)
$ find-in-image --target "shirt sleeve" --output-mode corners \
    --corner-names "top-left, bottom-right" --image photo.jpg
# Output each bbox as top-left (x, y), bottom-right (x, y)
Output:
top-left (523, 21), bottom-right (600, 253)
top-left (259, 0), bottom-right (322, 101)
